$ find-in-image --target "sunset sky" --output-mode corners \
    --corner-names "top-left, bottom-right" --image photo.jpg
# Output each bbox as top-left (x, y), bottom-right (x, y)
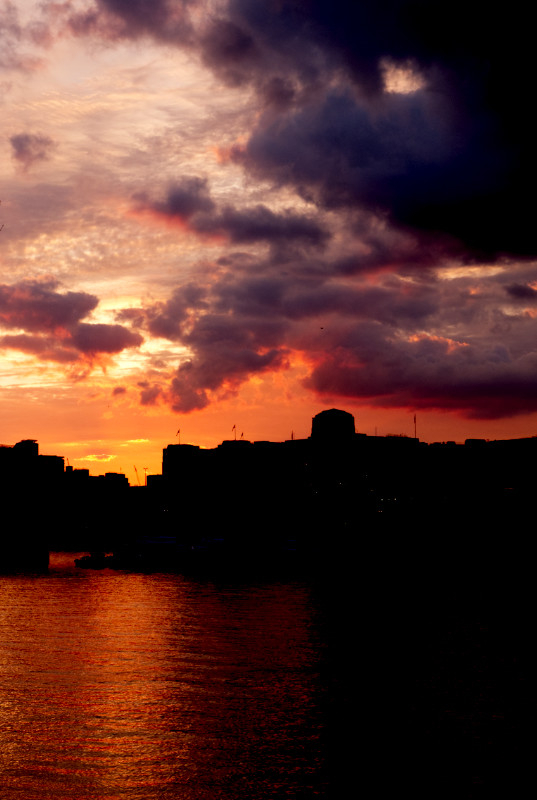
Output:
top-left (2, 1), bottom-right (537, 483)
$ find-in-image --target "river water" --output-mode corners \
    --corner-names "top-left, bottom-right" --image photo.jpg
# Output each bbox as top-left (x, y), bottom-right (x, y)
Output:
top-left (4, 549), bottom-right (534, 799)
top-left (0, 553), bottom-right (348, 799)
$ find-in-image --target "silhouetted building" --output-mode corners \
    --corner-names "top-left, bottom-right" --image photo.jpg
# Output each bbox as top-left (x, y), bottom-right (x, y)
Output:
top-left (0, 439), bottom-right (64, 571)
top-left (5, 409), bottom-right (537, 572)
top-left (162, 443), bottom-right (201, 481)
top-left (103, 472), bottom-right (129, 486)
top-left (13, 438), bottom-right (39, 458)
top-left (311, 409), bottom-right (355, 442)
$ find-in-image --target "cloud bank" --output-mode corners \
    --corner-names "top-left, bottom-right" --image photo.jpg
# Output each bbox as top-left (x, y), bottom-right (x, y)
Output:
top-left (0, 279), bottom-right (143, 366)
top-left (4, 0), bottom-right (537, 421)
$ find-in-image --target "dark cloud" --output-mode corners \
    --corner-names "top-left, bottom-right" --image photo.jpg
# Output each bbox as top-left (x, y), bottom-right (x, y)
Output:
top-left (52, 1), bottom-right (537, 418)
top-left (0, 333), bottom-right (78, 362)
top-left (71, 323), bottom-right (143, 354)
top-left (139, 176), bottom-right (215, 219)
top-left (296, 272), bottom-right (537, 419)
top-left (200, 17), bottom-right (258, 86)
top-left (505, 284), bottom-right (537, 302)
top-left (135, 340), bottom-right (272, 414)
top-left (194, 204), bottom-right (328, 247)
top-left (99, 0), bottom-right (191, 35)
top-left (169, 345), bottom-right (285, 412)
top-left (0, 279), bottom-right (97, 332)
top-left (67, 0), bottom-right (194, 44)
top-left (305, 334), bottom-right (537, 421)
top-left (73, 1), bottom-right (537, 260)
top-left (126, 256), bottom-right (537, 418)
top-left (128, 267), bottom-right (289, 411)
top-left (136, 177), bottom-right (329, 249)
top-left (141, 282), bottom-right (208, 340)
top-left (115, 307), bottom-right (147, 330)
top-left (0, 279), bottom-right (143, 363)
top-left (112, 385), bottom-right (127, 395)
top-left (10, 133), bottom-right (56, 171)
top-left (221, 1), bottom-right (537, 259)
top-left (232, 85), bottom-right (525, 260)
top-left (137, 382), bottom-right (162, 405)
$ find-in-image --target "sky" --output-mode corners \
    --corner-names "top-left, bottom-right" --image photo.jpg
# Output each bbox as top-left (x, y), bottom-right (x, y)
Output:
top-left (2, 0), bottom-right (537, 483)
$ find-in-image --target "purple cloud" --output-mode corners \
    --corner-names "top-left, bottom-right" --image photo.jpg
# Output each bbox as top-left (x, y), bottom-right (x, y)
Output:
top-left (10, 133), bottom-right (56, 171)
top-left (64, 1), bottom-right (537, 261)
top-left (71, 323), bottom-right (143, 354)
top-left (45, 1), bottom-right (537, 419)
top-left (135, 177), bottom-right (329, 249)
top-left (138, 381), bottom-right (162, 405)
top-left (0, 279), bottom-right (143, 364)
top-left (122, 254), bottom-right (537, 419)
top-left (0, 280), bottom-right (98, 332)
top-left (505, 284), bottom-right (537, 302)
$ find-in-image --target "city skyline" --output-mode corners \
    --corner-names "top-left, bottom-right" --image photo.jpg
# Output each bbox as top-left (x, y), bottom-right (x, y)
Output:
top-left (2, 2), bottom-right (537, 487)
top-left (5, 404), bottom-right (537, 490)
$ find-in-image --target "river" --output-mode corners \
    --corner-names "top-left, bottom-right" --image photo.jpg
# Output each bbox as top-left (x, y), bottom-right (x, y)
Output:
top-left (1, 552), bottom-right (353, 799)
top-left (3, 547), bottom-right (534, 799)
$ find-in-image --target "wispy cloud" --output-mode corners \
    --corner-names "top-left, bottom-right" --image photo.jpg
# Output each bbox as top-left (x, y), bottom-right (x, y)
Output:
top-left (78, 453), bottom-right (116, 462)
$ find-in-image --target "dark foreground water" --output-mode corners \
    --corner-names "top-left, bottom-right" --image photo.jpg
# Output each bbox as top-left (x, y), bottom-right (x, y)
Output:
top-left (0, 553), bottom-right (350, 800)
top-left (2, 548), bottom-right (536, 799)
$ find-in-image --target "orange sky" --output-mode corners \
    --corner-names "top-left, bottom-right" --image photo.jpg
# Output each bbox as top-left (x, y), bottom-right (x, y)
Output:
top-left (4, 372), bottom-right (537, 488)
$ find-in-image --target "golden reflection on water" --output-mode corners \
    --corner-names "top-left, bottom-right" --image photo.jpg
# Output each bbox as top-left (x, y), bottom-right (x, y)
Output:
top-left (0, 553), bottom-right (325, 799)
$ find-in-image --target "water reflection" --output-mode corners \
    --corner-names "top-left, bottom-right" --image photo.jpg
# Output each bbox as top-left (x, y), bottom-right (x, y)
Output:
top-left (0, 553), bottom-right (328, 799)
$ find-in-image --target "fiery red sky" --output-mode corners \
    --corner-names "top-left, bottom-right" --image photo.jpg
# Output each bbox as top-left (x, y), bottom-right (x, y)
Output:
top-left (2, 1), bottom-right (537, 483)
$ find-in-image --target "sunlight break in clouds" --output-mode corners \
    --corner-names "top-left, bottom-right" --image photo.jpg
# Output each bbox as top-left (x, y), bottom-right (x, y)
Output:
top-left (3, 1), bottom-right (537, 477)
top-left (78, 453), bottom-right (116, 462)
